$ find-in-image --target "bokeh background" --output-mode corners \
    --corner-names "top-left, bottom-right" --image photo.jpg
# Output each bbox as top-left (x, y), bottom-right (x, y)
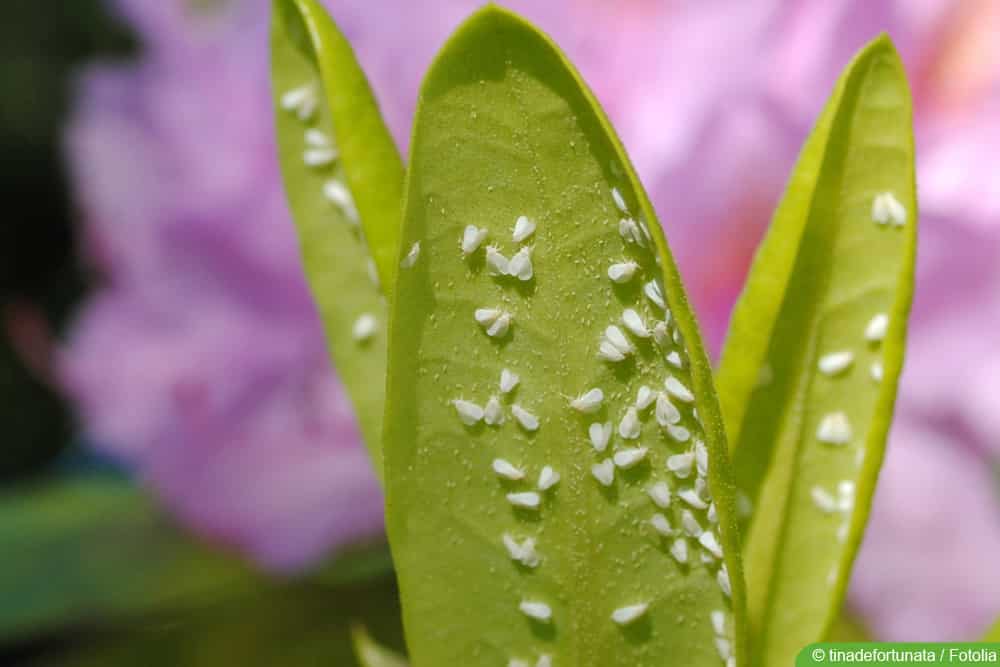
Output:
top-left (2, 0), bottom-right (999, 662)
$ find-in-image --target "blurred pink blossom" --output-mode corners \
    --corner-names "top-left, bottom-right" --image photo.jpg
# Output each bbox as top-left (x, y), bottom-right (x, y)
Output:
top-left (62, 0), bottom-right (1000, 635)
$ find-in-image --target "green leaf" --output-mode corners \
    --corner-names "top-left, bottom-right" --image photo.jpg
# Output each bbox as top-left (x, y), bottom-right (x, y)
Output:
top-left (29, 573), bottom-right (406, 667)
top-left (352, 624), bottom-right (410, 667)
top-left (384, 7), bottom-right (745, 666)
top-left (270, 0), bottom-right (404, 478)
top-left (714, 35), bottom-right (916, 666)
top-left (0, 476), bottom-right (253, 639)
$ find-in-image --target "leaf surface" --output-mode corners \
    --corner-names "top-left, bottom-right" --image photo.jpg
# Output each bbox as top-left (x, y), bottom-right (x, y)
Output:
top-left (714, 36), bottom-right (917, 666)
top-left (271, 0), bottom-right (404, 476)
top-left (0, 476), bottom-right (250, 639)
top-left (384, 7), bottom-right (746, 666)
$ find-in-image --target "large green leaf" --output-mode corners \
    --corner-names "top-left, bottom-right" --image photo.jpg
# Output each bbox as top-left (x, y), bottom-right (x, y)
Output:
top-left (0, 476), bottom-right (252, 640)
top-left (715, 36), bottom-right (916, 666)
top-left (25, 574), bottom-right (405, 667)
top-left (271, 0), bottom-right (404, 478)
top-left (384, 7), bottom-right (746, 666)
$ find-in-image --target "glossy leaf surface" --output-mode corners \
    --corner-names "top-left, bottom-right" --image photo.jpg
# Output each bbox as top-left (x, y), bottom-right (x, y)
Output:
top-left (271, 0), bottom-right (404, 476)
top-left (384, 7), bottom-right (745, 666)
top-left (715, 36), bottom-right (917, 667)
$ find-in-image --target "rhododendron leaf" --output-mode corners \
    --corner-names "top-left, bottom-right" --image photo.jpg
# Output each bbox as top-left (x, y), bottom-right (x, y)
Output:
top-left (40, 571), bottom-right (405, 667)
top-left (271, 0), bottom-right (404, 479)
top-left (384, 7), bottom-right (745, 666)
top-left (352, 624), bottom-right (410, 667)
top-left (715, 36), bottom-right (916, 667)
top-left (0, 476), bottom-right (252, 639)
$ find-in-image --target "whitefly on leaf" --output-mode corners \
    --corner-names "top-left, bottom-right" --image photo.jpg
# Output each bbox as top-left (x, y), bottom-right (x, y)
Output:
top-left (384, 7), bottom-right (746, 667)
top-left (715, 35), bottom-right (917, 667)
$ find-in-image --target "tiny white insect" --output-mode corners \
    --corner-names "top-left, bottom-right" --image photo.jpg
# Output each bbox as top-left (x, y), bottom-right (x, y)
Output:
top-left (672, 326), bottom-right (683, 345)
top-left (518, 600), bottom-right (552, 623)
top-left (611, 187), bottom-right (628, 214)
top-left (715, 637), bottom-right (733, 662)
top-left (538, 466), bottom-right (560, 491)
top-left (400, 241), bottom-right (421, 268)
top-left (710, 610), bottom-right (728, 637)
top-left (666, 424), bottom-right (691, 443)
top-left (707, 502), bottom-right (718, 524)
top-left (452, 399), bottom-right (484, 426)
top-left (352, 313), bottom-right (377, 342)
top-left (717, 565), bottom-right (732, 598)
top-left (727, 657), bottom-right (736, 667)
top-left (607, 261), bottom-right (639, 284)
top-left (588, 422), bottom-right (612, 452)
top-left (694, 440), bottom-right (709, 476)
top-left (536, 656), bottom-right (552, 667)
top-left (618, 407), bottom-right (641, 439)
top-left (817, 411), bottom-right (852, 445)
top-left (512, 215), bottom-right (537, 243)
top-left (666, 453), bottom-right (694, 479)
top-left (592, 459), bottom-right (615, 486)
top-left (508, 246), bottom-right (534, 281)
top-left (604, 325), bottom-right (634, 355)
top-left (570, 388), bottom-right (604, 413)
top-left (635, 385), bottom-right (656, 411)
top-left (303, 147), bottom-right (338, 168)
top-left (611, 603), bottom-right (648, 626)
top-left (475, 308), bottom-right (501, 327)
top-left (511, 404), bottom-right (539, 432)
top-left (871, 192), bottom-right (906, 226)
top-left (810, 486), bottom-right (836, 513)
top-left (652, 321), bottom-right (669, 346)
top-left (366, 259), bottom-right (379, 288)
top-left (485, 245), bottom-right (510, 276)
top-left (621, 309), bottom-right (651, 338)
top-left (664, 376), bottom-right (694, 403)
top-left (597, 341), bottom-right (627, 363)
top-left (323, 180), bottom-right (359, 223)
top-left (818, 350), bottom-right (854, 376)
top-left (650, 513), bottom-right (673, 536)
top-left (655, 392), bottom-right (681, 426)
top-left (618, 218), bottom-right (646, 246)
top-left (670, 538), bottom-right (688, 564)
top-left (304, 128), bottom-right (330, 147)
top-left (666, 351), bottom-right (683, 369)
top-left (280, 83), bottom-right (317, 121)
top-left (502, 534), bottom-right (540, 568)
top-left (679, 488), bottom-right (708, 510)
top-left (698, 531), bottom-right (723, 559)
top-left (487, 312), bottom-right (512, 338)
top-left (643, 280), bottom-right (666, 309)
top-left (507, 491), bottom-right (541, 510)
top-left (866, 313), bottom-right (889, 342)
top-left (461, 225), bottom-right (489, 255)
top-left (681, 509), bottom-right (703, 537)
top-left (614, 447), bottom-right (648, 469)
top-left (648, 481), bottom-right (671, 509)
top-left (870, 361), bottom-right (884, 382)
top-left (484, 395), bottom-right (505, 425)
top-left (500, 368), bottom-right (520, 394)
top-left (508, 660), bottom-right (530, 667)
top-left (493, 458), bottom-right (525, 481)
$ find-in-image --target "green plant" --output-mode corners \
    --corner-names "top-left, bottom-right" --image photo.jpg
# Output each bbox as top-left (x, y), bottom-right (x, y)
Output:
top-left (272, 2), bottom-right (917, 665)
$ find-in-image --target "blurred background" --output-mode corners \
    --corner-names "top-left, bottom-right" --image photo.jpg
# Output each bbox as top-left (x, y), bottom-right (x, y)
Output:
top-left (1, 0), bottom-right (998, 663)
